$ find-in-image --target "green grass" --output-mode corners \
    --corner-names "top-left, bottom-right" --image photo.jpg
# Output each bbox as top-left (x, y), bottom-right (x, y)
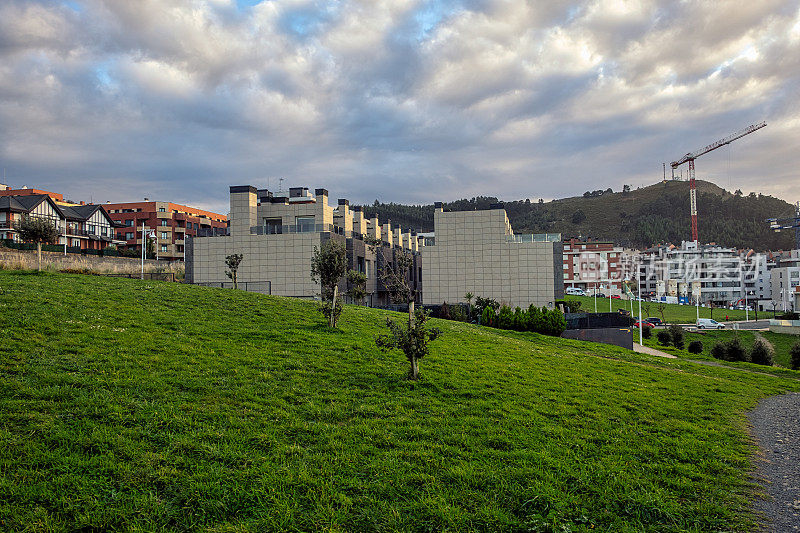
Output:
top-left (644, 328), bottom-right (800, 371)
top-left (2, 272), bottom-right (800, 531)
top-left (570, 295), bottom-right (754, 323)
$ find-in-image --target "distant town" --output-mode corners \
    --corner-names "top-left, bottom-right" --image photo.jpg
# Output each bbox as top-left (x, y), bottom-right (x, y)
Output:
top-left (2, 180), bottom-right (799, 315)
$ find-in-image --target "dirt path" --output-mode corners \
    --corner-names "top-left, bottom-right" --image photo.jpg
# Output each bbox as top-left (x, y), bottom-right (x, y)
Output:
top-left (632, 343), bottom-right (677, 359)
top-left (747, 393), bottom-right (800, 532)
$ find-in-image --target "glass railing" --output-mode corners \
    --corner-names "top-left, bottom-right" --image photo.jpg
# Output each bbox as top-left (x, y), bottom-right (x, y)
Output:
top-left (506, 233), bottom-right (561, 243)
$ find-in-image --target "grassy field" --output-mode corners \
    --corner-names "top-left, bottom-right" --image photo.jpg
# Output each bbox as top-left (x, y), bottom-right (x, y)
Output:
top-left (643, 328), bottom-right (800, 370)
top-left (568, 295), bottom-right (755, 323)
top-left (2, 272), bottom-right (800, 531)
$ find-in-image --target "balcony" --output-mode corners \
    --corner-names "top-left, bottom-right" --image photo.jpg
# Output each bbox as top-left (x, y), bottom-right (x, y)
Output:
top-left (156, 211), bottom-right (171, 219)
top-left (175, 239), bottom-right (185, 245)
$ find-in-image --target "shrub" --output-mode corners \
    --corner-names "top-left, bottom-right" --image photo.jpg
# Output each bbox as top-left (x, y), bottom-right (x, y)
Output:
top-left (449, 304), bottom-right (468, 323)
top-left (527, 304), bottom-right (543, 333)
top-left (656, 330), bottom-right (671, 346)
top-left (641, 326), bottom-right (652, 339)
top-left (750, 340), bottom-right (774, 366)
top-left (545, 308), bottom-right (567, 336)
top-left (687, 340), bottom-right (703, 354)
top-left (375, 308), bottom-right (441, 381)
top-left (710, 343), bottom-right (726, 360)
top-left (512, 307), bottom-right (525, 331)
top-left (481, 306), bottom-right (496, 327)
top-left (474, 296), bottom-right (500, 317)
top-left (725, 336), bottom-right (748, 362)
top-left (668, 324), bottom-right (684, 349)
top-left (791, 343), bottom-right (800, 371)
top-left (497, 306), bottom-right (514, 330)
top-left (439, 302), bottom-right (451, 320)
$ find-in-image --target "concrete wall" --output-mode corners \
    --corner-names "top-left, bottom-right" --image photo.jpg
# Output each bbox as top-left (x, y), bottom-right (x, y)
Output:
top-left (0, 248), bottom-right (183, 275)
top-left (422, 208), bottom-right (562, 308)
top-left (188, 233), bottom-right (325, 298)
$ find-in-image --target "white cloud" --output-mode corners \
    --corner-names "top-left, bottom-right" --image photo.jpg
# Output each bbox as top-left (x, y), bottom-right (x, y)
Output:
top-left (0, 0), bottom-right (797, 213)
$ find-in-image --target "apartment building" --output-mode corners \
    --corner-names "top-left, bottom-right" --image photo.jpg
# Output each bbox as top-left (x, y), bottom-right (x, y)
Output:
top-left (0, 190), bottom-right (122, 250)
top-left (636, 241), bottom-right (746, 305)
top-left (105, 201), bottom-right (227, 261)
top-left (186, 186), bottom-right (421, 303)
top-left (562, 239), bottom-right (626, 296)
top-left (421, 203), bottom-right (563, 308)
top-left (770, 266), bottom-right (800, 312)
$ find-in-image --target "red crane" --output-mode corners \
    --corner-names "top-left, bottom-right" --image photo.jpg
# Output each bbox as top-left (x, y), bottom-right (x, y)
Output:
top-left (670, 121), bottom-right (767, 243)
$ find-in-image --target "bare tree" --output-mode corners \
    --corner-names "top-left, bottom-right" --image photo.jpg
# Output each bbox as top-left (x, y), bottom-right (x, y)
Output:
top-left (225, 253), bottom-right (243, 290)
top-left (15, 215), bottom-right (59, 271)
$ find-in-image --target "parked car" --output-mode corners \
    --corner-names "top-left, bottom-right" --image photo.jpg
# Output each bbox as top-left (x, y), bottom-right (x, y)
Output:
top-left (610, 295), bottom-right (621, 299)
top-left (697, 318), bottom-right (725, 330)
top-left (565, 287), bottom-right (587, 296)
top-left (644, 317), bottom-right (663, 326)
top-left (633, 321), bottom-right (654, 328)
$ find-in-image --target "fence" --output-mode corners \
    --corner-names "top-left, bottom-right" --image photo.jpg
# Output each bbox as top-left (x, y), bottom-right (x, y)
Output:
top-left (104, 272), bottom-right (177, 282)
top-left (193, 281), bottom-right (272, 294)
top-left (2, 240), bottom-right (119, 256)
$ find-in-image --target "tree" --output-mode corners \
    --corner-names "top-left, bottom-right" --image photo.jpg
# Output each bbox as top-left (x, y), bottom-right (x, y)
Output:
top-left (571, 210), bottom-right (586, 224)
top-left (225, 253), bottom-right (243, 290)
top-left (750, 339), bottom-right (773, 366)
top-left (311, 239), bottom-right (347, 327)
top-left (366, 237), bottom-right (419, 329)
top-left (346, 269), bottom-right (367, 305)
top-left (14, 215), bottom-right (59, 271)
top-left (622, 184), bottom-right (631, 194)
top-left (376, 308), bottom-right (441, 380)
top-left (464, 292), bottom-right (474, 320)
top-left (790, 342), bottom-right (800, 370)
top-left (656, 302), bottom-right (667, 325)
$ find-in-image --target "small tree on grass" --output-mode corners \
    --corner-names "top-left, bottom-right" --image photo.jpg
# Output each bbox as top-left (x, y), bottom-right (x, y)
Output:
top-left (656, 302), bottom-right (667, 326)
top-left (225, 253), bottom-right (243, 290)
top-left (725, 335), bottom-right (748, 362)
top-left (750, 340), bottom-right (774, 366)
top-left (311, 239), bottom-right (347, 327)
top-left (711, 343), bottom-right (726, 360)
top-left (656, 330), bottom-right (671, 346)
top-left (668, 324), bottom-right (684, 349)
top-left (376, 308), bottom-right (441, 380)
top-left (791, 343), bottom-right (800, 370)
top-left (641, 325), bottom-right (652, 339)
top-left (346, 269), bottom-right (367, 305)
top-left (688, 340), bottom-right (703, 354)
top-left (464, 292), bottom-right (474, 320)
top-left (15, 215), bottom-right (59, 271)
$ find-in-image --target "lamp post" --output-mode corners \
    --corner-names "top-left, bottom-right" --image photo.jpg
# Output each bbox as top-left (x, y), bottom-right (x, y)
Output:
top-left (140, 222), bottom-right (146, 280)
top-left (594, 281), bottom-right (598, 313)
top-left (744, 290), bottom-right (749, 322)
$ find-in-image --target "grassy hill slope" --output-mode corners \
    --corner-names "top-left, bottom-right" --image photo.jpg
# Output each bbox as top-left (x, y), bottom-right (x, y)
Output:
top-left (1, 273), bottom-right (799, 531)
top-left (362, 180), bottom-right (796, 250)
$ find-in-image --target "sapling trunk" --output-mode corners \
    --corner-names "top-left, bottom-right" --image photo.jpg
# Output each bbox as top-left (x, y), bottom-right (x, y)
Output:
top-left (37, 242), bottom-right (42, 272)
top-left (410, 356), bottom-right (419, 380)
top-left (408, 299), bottom-right (415, 328)
top-left (331, 285), bottom-right (339, 327)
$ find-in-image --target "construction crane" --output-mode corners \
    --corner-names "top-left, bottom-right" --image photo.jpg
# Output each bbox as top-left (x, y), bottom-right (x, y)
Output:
top-left (670, 121), bottom-right (767, 243)
top-left (767, 201), bottom-right (800, 249)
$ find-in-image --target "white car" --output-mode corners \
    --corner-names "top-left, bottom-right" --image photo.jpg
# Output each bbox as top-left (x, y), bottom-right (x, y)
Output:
top-left (697, 318), bottom-right (725, 330)
top-left (565, 287), bottom-right (587, 296)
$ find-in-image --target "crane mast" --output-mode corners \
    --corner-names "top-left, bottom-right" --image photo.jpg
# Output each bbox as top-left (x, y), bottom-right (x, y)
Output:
top-left (669, 121), bottom-right (767, 243)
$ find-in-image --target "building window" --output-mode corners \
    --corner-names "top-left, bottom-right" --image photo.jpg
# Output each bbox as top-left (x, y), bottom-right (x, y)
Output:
top-left (296, 216), bottom-right (315, 232)
top-left (161, 220), bottom-right (169, 227)
top-left (125, 219), bottom-right (134, 227)
top-left (125, 232), bottom-right (134, 240)
top-left (158, 207), bottom-right (166, 212)
top-left (161, 245), bottom-right (168, 252)
top-left (160, 232), bottom-right (169, 240)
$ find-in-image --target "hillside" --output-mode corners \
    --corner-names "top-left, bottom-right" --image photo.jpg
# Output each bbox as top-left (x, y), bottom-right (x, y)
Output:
top-left (1, 272), bottom-right (799, 531)
top-left (362, 180), bottom-right (797, 250)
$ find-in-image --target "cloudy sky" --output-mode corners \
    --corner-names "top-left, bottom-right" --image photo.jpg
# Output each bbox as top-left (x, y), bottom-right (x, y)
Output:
top-left (1, 0), bottom-right (798, 213)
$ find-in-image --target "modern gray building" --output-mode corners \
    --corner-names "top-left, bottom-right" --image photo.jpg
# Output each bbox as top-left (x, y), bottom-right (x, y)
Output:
top-left (421, 203), bottom-right (563, 308)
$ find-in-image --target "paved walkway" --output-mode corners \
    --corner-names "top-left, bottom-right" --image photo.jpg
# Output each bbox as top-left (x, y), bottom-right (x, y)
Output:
top-left (748, 393), bottom-right (800, 532)
top-left (632, 343), bottom-right (677, 359)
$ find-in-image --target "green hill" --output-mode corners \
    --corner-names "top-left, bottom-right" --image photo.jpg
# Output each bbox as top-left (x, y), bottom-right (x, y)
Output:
top-left (1, 272), bottom-right (799, 531)
top-left (362, 180), bottom-right (796, 250)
